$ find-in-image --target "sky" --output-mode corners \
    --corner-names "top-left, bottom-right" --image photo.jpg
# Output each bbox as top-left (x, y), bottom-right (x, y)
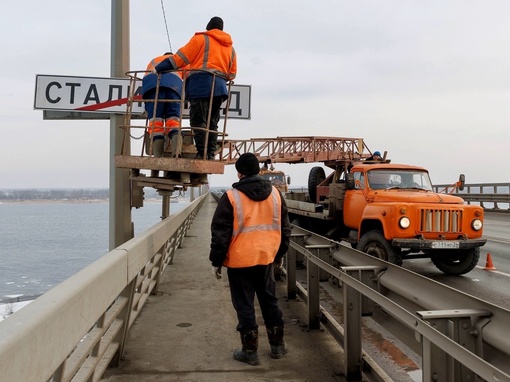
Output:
top-left (1, 0), bottom-right (509, 189)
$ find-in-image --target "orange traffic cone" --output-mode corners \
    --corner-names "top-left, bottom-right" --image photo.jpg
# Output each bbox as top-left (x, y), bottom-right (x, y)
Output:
top-left (483, 253), bottom-right (497, 271)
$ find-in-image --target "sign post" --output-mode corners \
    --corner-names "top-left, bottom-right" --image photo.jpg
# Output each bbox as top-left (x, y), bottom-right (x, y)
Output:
top-left (110, 0), bottom-right (132, 251)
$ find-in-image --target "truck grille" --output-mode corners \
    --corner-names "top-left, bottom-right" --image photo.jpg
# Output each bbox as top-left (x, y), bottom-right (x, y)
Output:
top-left (419, 209), bottom-right (462, 233)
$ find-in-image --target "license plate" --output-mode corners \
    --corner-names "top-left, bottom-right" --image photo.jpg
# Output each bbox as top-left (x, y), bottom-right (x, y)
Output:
top-left (431, 241), bottom-right (460, 249)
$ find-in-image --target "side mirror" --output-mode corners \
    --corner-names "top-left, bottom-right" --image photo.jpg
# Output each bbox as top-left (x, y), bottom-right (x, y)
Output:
top-left (458, 174), bottom-right (465, 191)
top-left (286, 176), bottom-right (291, 185)
top-left (346, 173), bottom-right (355, 190)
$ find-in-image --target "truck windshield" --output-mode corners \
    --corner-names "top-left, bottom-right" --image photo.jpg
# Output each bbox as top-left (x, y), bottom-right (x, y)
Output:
top-left (367, 169), bottom-right (433, 191)
top-left (261, 174), bottom-right (285, 186)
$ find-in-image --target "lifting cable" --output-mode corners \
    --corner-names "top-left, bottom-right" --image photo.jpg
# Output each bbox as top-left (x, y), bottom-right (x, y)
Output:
top-left (160, 0), bottom-right (173, 52)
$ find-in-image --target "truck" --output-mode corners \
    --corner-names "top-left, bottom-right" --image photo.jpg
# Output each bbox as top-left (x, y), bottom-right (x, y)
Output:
top-left (285, 159), bottom-right (486, 275)
top-left (259, 160), bottom-right (290, 193)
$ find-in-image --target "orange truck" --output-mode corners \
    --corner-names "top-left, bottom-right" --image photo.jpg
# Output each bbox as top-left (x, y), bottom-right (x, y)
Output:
top-left (285, 160), bottom-right (486, 275)
top-left (259, 160), bottom-right (290, 193)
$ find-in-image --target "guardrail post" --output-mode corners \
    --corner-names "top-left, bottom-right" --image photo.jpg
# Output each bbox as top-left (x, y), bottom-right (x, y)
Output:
top-left (286, 246), bottom-right (297, 300)
top-left (305, 244), bottom-right (335, 281)
top-left (342, 267), bottom-right (363, 381)
top-left (288, 231), bottom-right (308, 300)
top-left (307, 256), bottom-right (321, 331)
top-left (417, 309), bottom-right (492, 381)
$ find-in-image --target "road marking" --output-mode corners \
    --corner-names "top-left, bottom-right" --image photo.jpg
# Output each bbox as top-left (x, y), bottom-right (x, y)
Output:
top-left (484, 235), bottom-right (510, 245)
top-left (475, 265), bottom-right (510, 277)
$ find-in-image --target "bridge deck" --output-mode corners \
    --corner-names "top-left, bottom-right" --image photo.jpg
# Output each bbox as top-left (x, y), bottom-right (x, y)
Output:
top-left (101, 195), bottom-right (344, 382)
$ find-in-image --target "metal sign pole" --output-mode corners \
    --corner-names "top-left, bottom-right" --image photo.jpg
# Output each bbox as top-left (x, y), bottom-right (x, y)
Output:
top-left (109, 0), bottom-right (132, 250)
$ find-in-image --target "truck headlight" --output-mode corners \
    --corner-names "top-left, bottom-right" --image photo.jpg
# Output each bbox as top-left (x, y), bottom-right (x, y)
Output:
top-left (399, 216), bottom-right (411, 229)
top-left (472, 219), bottom-right (483, 231)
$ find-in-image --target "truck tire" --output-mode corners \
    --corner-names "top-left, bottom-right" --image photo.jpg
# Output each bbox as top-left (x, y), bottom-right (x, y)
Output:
top-left (308, 166), bottom-right (326, 203)
top-left (431, 247), bottom-right (480, 275)
top-left (357, 230), bottom-right (399, 264)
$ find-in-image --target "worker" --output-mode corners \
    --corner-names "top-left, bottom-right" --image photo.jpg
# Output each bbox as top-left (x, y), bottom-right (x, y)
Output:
top-left (366, 150), bottom-right (383, 161)
top-left (209, 153), bottom-right (291, 366)
top-left (155, 17), bottom-right (237, 160)
top-left (142, 52), bottom-right (183, 162)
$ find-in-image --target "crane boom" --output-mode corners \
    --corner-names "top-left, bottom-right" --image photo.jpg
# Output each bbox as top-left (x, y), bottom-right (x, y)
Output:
top-left (218, 136), bottom-right (371, 165)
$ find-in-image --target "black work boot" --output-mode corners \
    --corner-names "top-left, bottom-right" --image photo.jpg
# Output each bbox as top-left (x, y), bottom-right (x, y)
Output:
top-left (193, 131), bottom-right (206, 159)
top-left (267, 325), bottom-right (288, 359)
top-left (152, 138), bottom-right (164, 158)
top-left (207, 130), bottom-right (218, 160)
top-left (233, 329), bottom-right (260, 366)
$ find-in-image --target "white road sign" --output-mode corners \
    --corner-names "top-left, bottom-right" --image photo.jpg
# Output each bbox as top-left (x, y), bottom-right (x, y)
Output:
top-left (34, 74), bottom-right (251, 120)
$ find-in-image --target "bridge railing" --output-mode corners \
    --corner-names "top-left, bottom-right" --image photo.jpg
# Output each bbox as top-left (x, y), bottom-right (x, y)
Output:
top-left (433, 182), bottom-right (510, 211)
top-left (290, 182), bottom-right (510, 211)
top-left (0, 194), bottom-right (207, 382)
top-left (287, 225), bottom-right (510, 381)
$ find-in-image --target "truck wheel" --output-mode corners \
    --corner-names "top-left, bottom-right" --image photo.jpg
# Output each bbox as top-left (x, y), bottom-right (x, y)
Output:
top-left (357, 230), bottom-right (398, 264)
top-left (308, 166), bottom-right (326, 203)
top-left (431, 247), bottom-right (480, 275)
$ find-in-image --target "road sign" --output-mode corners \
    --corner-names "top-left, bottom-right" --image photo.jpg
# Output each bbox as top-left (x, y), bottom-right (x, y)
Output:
top-left (34, 74), bottom-right (251, 120)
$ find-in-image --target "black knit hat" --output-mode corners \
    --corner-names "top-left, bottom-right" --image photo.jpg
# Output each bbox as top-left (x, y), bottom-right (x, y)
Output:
top-left (206, 16), bottom-right (224, 31)
top-left (235, 153), bottom-right (260, 176)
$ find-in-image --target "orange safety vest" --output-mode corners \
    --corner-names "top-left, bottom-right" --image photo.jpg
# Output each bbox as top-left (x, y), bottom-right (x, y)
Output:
top-left (146, 55), bottom-right (170, 73)
top-left (170, 30), bottom-right (236, 80)
top-left (145, 54), bottom-right (184, 79)
top-left (223, 187), bottom-right (282, 268)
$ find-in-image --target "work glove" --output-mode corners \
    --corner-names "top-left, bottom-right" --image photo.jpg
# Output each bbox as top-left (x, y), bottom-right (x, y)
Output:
top-left (212, 266), bottom-right (222, 280)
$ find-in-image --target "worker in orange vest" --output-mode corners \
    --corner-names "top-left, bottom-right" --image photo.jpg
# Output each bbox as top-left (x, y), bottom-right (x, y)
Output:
top-left (142, 52), bottom-right (183, 161)
top-left (209, 153), bottom-right (291, 366)
top-left (155, 17), bottom-right (237, 160)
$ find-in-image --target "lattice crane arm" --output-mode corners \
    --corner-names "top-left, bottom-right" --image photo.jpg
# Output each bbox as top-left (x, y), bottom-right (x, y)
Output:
top-left (218, 136), bottom-right (372, 166)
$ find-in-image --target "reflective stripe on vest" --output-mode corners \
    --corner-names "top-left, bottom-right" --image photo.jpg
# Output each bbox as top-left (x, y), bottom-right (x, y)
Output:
top-left (230, 188), bottom-right (280, 237)
top-left (224, 187), bottom-right (282, 268)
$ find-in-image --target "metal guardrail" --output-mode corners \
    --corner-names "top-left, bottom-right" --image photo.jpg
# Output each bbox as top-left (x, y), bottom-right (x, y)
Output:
top-left (0, 194), bottom-right (207, 382)
top-left (434, 182), bottom-right (510, 211)
top-left (286, 225), bottom-right (510, 381)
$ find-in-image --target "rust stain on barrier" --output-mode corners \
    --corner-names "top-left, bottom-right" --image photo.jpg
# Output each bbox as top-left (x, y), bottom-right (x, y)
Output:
top-left (363, 328), bottom-right (420, 371)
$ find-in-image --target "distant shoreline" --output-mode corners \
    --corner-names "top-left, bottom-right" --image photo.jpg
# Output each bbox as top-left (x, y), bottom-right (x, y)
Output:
top-left (0, 199), bottom-right (109, 205)
top-left (0, 198), bottom-right (165, 205)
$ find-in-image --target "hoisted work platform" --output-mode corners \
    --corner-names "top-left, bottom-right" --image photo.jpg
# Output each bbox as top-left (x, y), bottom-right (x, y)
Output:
top-left (115, 68), bottom-right (232, 193)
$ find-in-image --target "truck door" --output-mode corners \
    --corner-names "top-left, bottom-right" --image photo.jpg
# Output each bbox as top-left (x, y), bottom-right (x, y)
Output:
top-left (343, 171), bottom-right (367, 229)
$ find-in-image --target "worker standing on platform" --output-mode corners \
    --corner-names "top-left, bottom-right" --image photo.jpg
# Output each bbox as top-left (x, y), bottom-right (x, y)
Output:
top-left (155, 17), bottom-right (237, 160)
top-left (142, 52), bottom-right (183, 159)
top-left (209, 153), bottom-right (291, 366)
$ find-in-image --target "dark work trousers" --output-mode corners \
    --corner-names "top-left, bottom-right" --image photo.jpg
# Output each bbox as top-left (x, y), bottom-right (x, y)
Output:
top-left (227, 264), bottom-right (284, 332)
top-left (189, 97), bottom-right (225, 157)
top-left (144, 87), bottom-right (181, 120)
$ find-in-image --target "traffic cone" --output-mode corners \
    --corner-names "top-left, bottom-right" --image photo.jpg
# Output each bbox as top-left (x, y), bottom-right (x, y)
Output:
top-left (483, 253), bottom-right (497, 271)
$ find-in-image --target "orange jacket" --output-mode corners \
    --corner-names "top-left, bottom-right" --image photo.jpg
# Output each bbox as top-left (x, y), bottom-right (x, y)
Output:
top-left (170, 30), bottom-right (237, 80)
top-left (223, 188), bottom-right (282, 268)
top-left (145, 54), bottom-right (171, 73)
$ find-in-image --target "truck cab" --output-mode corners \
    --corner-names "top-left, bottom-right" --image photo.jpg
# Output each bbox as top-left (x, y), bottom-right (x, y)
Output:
top-left (259, 161), bottom-right (290, 193)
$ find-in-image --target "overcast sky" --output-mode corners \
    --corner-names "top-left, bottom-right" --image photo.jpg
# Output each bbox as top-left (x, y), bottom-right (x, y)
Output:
top-left (1, 0), bottom-right (509, 189)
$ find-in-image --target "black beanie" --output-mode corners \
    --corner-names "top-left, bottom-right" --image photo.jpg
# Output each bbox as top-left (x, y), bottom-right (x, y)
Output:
top-left (206, 16), bottom-right (224, 31)
top-left (235, 153), bottom-right (260, 176)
